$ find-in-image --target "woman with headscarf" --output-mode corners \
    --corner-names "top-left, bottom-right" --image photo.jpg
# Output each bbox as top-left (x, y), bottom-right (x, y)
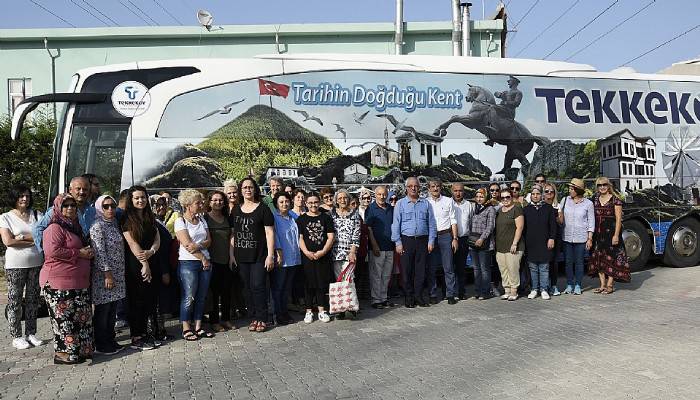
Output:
top-left (523, 185), bottom-right (557, 300)
top-left (90, 195), bottom-right (126, 354)
top-left (41, 194), bottom-right (95, 364)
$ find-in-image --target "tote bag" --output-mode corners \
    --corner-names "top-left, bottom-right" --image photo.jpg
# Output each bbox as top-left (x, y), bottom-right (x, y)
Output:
top-left (328, 262), bottom-right (359, 314)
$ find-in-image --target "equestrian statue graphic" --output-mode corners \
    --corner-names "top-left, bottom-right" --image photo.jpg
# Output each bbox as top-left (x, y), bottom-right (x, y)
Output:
top-left (433, 76), bottom-right (550, 174)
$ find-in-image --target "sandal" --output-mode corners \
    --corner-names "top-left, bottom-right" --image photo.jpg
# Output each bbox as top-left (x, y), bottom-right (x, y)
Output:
top-left (603, 286), bottom-right (614, 295)
top-left (248, 321), bottom-right (259, 332)
top-left (255, 321), bottom-right (267, 332)
top-left (593, 287), bottom-right (606, 294)
top-left (195, 329), bottom-right (215, 339)
top-left (182, 330), bottom-right (198, 341)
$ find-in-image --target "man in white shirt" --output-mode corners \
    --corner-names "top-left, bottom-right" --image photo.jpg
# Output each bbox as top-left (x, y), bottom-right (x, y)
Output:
top-left (452, 182), bottom-right (475, 299)
top-left (426, 178), bottom-right (459, 304)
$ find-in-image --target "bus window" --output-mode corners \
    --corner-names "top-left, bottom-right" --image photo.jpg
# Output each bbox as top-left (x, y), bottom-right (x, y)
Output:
top-left (65, 124), bottom-right (128, 196)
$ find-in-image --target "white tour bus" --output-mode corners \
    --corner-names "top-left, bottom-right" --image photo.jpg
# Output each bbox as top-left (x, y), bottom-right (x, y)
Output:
top-left (11, 53), bottom-right (700, 269)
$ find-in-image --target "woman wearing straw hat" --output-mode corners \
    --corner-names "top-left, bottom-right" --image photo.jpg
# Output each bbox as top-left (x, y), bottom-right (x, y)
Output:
top-left (589, 177), bottom-right (631, 293)
top-left (557, 178), bottom-right (594, 295)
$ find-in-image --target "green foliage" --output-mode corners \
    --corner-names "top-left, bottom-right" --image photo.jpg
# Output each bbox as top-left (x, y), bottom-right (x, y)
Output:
top-left (0, 107), bottom-right (56, 213)
top-left (197, 105), bottom-right (341, 180)
top-left (371, 166), bottom-right (389, 177)
top-left (565, 140), bottom-right (600, 179)
top-left (0, 108), bottom-right (56, 257)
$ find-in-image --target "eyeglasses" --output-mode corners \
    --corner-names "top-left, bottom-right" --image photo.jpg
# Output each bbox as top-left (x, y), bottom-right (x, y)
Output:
top-left (323, 195), bottom-right (333, 199)
top-left (102, 203), bottom-right (117, 210)
top-left (62, 203), bottom-right (77, 209)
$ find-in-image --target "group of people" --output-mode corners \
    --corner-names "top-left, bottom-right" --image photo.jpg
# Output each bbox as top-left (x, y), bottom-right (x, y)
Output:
top-left (0, 172), bottom-right (631, 365)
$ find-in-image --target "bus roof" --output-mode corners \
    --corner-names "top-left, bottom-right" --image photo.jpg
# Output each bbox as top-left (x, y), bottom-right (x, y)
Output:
top-left (73, 54), bottom-right (700, 83)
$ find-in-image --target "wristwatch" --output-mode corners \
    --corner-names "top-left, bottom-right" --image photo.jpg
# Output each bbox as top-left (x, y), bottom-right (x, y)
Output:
top-left (17, 234), bottom-right (25, 241)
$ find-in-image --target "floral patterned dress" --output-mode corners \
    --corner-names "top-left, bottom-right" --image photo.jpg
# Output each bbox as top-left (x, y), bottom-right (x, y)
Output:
top-left (588, 195), bottom-right (631, 282)
top-left (90, 218), bottom-right (126, 305)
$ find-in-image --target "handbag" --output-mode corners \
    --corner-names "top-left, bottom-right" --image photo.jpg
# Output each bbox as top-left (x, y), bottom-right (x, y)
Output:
top-left (468, 232), bottom-right (484, 249)
top-left (328, 262), bottom-right (359, 314)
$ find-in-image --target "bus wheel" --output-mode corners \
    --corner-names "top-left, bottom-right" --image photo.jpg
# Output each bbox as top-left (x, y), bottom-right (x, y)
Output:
top-left (664, 218), bottom-right (700, 268)
top-left (622, 220), bottom-right (651, 271)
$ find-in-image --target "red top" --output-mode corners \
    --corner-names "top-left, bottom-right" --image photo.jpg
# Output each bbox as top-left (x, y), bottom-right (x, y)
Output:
top-left (40, 224), bottom-right (91, 290)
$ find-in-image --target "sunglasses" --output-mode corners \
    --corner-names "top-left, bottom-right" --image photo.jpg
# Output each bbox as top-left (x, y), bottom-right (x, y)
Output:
top-left (597, 183), bottom-right (608, 187)
top-left (510, 187), bottom-right (520, 191)
top-left (489, 189), bottom-right (499, 192)
top-left (102, 203), bottom-right (117, 210)
top-left (361, 196), bottom-right (371, 200)
top-left (535, 180), bottom-right (545, 183)
top-left (544, 190), bottom-right (554, 194)
top-left (62, 203), bottom-right (77, 209)
top-left (323, 195), bottom-right (333, 199)
top-left (501, 195), bottom-right (512, 200)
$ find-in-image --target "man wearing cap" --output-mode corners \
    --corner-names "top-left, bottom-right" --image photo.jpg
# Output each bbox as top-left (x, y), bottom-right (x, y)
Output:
top-left (558, 178), bottom-right (595, 295)
top-left (485, 76), bottom-right (523, 135)
top-left (494, 75), bottom-right (523, 120)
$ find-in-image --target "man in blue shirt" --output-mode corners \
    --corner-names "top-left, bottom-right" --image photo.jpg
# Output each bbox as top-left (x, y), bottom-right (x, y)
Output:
top-left (391, 177), bottom-right (437, 308)
top-left (33, 176), bottom-right (97, 250)
top-left (365, 185), bottom-right (395, 309)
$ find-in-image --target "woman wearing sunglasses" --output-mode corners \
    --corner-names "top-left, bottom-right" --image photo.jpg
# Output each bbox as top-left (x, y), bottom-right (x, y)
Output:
top-left (319, 187), bottom-right (335, 214)
top-left (542, 183), bottom-right (562, 296)
top-left (558, 178), bottom-right (594, 295)
top-left (589, 177), bottom-right (630, 294)
top-left (495, 188), bottom-right (525, 301)
top-left (90, 195), bottom-right (126, 355)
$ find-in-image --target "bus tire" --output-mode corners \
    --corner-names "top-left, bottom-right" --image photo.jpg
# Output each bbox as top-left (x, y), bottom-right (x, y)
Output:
top-left (663, 218), bottom-right (700, 268)
top-left (622, 220), bottom-right (651, 271)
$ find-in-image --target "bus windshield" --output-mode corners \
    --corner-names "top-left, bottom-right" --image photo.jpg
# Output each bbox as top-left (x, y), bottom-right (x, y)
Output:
top-left (65, 123), bottom-right (128, 196)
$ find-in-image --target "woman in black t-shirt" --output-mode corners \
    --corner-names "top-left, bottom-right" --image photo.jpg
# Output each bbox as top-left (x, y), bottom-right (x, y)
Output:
top-left (297, 192), bottom-right (335, 324)
top-left (230, 178), bottom-right (275, 333)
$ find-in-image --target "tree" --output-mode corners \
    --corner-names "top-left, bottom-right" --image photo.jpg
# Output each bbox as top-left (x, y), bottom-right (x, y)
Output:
top-left (0, 107), bottom-right (56, 213)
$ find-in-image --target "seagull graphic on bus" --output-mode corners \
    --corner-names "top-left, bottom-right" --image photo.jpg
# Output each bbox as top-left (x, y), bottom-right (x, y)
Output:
top-left (292, 110), bottom-right (324, 126)
top-left (195, 98), bottom-right (246, 120)
top-left (332, 123), bottom-right (348, 142)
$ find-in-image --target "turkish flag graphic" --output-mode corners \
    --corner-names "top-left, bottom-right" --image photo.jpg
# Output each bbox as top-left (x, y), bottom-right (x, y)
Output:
top-left (258, 78), bottom-right (290, 98)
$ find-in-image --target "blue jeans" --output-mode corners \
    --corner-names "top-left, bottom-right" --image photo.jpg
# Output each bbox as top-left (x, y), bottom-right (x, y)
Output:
top-left (427, 233), bottom-right (457, 298)
top-left (271, 265), bottom-right (298, 317)
top-left (564, 242), bottom-right (586, 286)
top-left (177, 260), bottom-right (212, 323)
top-left (470, 248), bottom-right (492, 297)
top-left (528, 262), bottom-right (550, 291)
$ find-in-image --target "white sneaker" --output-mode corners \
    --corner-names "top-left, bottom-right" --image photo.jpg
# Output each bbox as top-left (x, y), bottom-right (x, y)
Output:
top-left (304, 311), bottom-right (314, 324)
top-left (500, 294), bottom-right (510, 300)
top-left (541, 290), bottom-right (551, 300)
top-left (12, 337), bottom-right (31, 350)
top-left (26, 334), bottom-right (45, 347)
top-left (318, 311), bottom-right (331, 323)
top-left (527, 290), bottom-right (538, 299)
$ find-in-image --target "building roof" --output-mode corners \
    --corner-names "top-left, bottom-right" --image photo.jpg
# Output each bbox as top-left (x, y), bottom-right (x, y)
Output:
top-left (370, 144), bottom-right (398, 153)
top-left (600, 128), bottom-right (656, 145)
top-left (395, 131), bottom-right (444, 144)
top-left (0, 21), bottom-right (502, 42)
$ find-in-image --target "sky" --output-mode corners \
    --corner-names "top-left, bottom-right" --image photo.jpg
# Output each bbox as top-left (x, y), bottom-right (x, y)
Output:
top-left (1, 0), bottom-right (698, 73)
